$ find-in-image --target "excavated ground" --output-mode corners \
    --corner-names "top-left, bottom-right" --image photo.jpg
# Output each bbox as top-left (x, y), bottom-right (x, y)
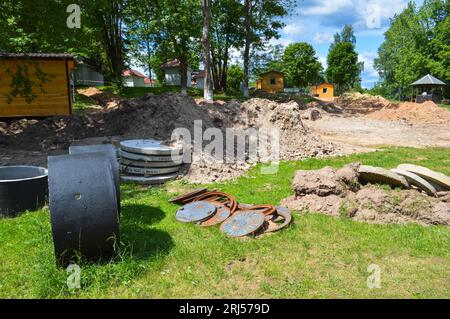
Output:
top-left (0, 93), bottom-right (342, 183)
top-left (281, 164), bottom-right (450, 226)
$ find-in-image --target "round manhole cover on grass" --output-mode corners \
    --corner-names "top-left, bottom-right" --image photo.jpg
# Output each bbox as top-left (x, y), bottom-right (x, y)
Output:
top-left (220, 211), bottom-right (266, 237)
top-left (199, 202), bottom-right (231, 227)
top-left (176, 201), bottom-right (217, 223)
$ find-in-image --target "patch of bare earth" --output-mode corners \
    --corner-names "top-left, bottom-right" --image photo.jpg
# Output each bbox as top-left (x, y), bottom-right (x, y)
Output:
top-left (0, 93), bottom-right (344, 183)
top-left (302, 93), bottom-right (450, 149)
top-left (281, 164), bottom-right (450, 226)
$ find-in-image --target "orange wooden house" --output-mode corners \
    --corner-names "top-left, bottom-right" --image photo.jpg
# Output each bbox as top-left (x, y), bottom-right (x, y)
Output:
top-left (256, 70), bottom-right (285, 93)
top-left (0, 53), bottom-right (74, 117)
top-left (310, 83), bottom-right (334, 99)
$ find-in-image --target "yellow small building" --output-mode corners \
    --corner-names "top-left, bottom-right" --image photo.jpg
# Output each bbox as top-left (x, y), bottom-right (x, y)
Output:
top-left (310, 83), bottom-right (334, 99)
top-left (256, 71), bottom-right (285, 93)
top-left (0, 53), bottom-right (74, 117)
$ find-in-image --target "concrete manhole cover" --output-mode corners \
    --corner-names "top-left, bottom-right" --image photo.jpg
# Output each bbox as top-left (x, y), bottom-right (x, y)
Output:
top-left (120, 165), bottom-right (180, 176)
top-left (120, 139), bottom-right (183, 156)
top-left (359, 165), bottom-right (409, 188)
top-left (391, 168), bottom-right (438, 196)
top-left (120, 150), bottom-right (184, 162)
top-left (397, 164), bottom-right (450, 191)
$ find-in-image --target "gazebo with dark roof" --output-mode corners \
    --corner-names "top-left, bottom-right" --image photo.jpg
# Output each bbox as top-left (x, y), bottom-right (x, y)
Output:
top-left (411, 74), bottom-right (446, 104)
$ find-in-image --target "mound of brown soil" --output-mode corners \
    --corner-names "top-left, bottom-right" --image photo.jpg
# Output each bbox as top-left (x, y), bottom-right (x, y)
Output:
top-left (77, 87), bottom-right (122, 108)
top-left (281, 164), bottom-right (450, 226)
top-left (0, 93), bottom-right (340, 183)
top-left (335, 92), bottom-right (393, 114)
top-left (367, 101), bottom-right (450, 124)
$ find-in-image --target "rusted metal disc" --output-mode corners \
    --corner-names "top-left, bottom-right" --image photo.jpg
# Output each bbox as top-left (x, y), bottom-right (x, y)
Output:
top-left (264, 208), bottom-right (292, 233)
top-left (238, 203), bottom-right (253, 210)
top-left (194, 191), bottom-right (238, 214)
top-left (170, 188), bottom-right (209, 205)
top-left (176, 201), bottom-right (217, 223)
top-left (199, 202), bottom-right (231, 227)
top-left (220, 210), bottom-right (265, 237)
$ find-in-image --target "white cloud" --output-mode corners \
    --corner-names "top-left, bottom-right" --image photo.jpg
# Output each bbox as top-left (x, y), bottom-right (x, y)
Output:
top-left (283, 23), bottom-right (304, 36)
top-left (269, 37), bottom-right (293, 48)
top-left (318, 56), bottom-right (328, 69)
top-left (300, 0), bottom-right (353, 16)
top-left (314, 32), bottom-right (334, 44)
top-left (297, 0), bottom-right (411, 31)
top-left (359, 51), bottom-right (379, 78)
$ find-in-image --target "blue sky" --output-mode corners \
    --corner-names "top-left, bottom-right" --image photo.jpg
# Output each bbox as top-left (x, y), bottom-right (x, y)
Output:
top-left (273, 0), bottom-right (424, 88)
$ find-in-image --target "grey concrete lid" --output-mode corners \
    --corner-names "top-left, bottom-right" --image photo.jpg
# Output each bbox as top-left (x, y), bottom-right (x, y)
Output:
top-left (120, 165), bottom-right (180, 176)
top-left (120, 158), bottom-right (182, 168)
top-left (120, 150), bottom-right (184, 162)
top-left (358, 165), bottom-right (410, 188)
top-left (397, 164), bottom-right (450, 191)
top-left (120, 172), bottom-right (179, 185)
top-left (120, 139), bottom-right (183, 156)
top-left (391, 168), bottom-right (438, 196)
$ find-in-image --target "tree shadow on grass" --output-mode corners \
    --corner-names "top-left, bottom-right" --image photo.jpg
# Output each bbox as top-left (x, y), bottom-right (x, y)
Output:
top-left (120, 204), bottom-right (174, 260)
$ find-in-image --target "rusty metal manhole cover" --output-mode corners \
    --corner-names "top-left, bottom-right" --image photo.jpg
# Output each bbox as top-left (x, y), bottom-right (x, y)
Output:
top-left (176, 201), bottom-right (217, 223)
top-left (199, 202), bottom-right (231, 227)
top-left (220, 211), bottom-right (265, 237)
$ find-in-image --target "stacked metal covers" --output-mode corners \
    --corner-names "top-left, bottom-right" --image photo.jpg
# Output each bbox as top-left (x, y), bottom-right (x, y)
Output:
top-left (48, 145), bottom-right (120, 265)
top-left (119, 139), bottom-right (184, 185)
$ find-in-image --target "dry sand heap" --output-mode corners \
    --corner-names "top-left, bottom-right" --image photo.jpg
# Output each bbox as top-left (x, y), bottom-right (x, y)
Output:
top-left (368, 100), bottom-right (450, 125)
top-left (335, 92), bottom-right (392, 114)
top-left (0, 93), bottom-right (340, 183)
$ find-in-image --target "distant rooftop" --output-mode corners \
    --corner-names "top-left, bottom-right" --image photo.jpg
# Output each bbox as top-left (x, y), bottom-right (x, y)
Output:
top-left (0, 52), bottom-right (74, 60)
top-left (412, 74), bottom-right (446, 86)
top-left (123, 69), bottom-right (146, 78)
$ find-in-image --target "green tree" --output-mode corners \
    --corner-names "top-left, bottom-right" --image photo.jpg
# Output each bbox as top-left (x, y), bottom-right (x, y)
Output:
top-left (227, 64), bottom-right (244, 91)
top-left (282, 42), bottom-right (322, 88)
top-left (326, 42), bottom-right (360, 94)
top-left (124, 0), bottom-right (161, 80)
top-left (210, 0), bottom-right (245, 90)
top-left (202, 0), bottom-right (213, 101)
top-left (332, 24), bottom-right (356, 47)
top-left (157, 0), bottom-right (202, 94)
top-left (374, 2), bottom-right (433, 99)
top-left (242, 0), bottom-right (294, 97)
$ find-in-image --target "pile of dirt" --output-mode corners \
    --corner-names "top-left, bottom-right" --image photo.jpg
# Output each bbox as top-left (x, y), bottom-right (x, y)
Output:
top-left (182, 98), bottom-right (338, 183)
top-left (281, 164), bottom-right (450, 226)
top-left (367, 101), bottom-right (450, 124)
top-left (77, 87), bottom-right (122, 108)
top-left (335, 92), bottom-right (393, 114)
top-left (0, 93), bottom-right (340, 183)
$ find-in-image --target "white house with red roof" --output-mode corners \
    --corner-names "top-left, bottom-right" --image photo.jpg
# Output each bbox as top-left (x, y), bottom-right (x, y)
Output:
top-left (122, 69), bottom-right (148, 87)
top-left (161, 59), bottom-right (192, 87)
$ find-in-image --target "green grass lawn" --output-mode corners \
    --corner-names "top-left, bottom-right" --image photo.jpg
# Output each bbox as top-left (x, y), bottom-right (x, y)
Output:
top-left (0, 147), bottom-right (449, 298)
top-left (73, 92), bottom-right (98, 113)
top-left (439, 104), bottom-right (450, 112)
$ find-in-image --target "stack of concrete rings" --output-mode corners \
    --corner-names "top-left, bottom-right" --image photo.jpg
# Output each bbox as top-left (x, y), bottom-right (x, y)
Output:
top-left (119, 139), bottom-right (184, 185)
